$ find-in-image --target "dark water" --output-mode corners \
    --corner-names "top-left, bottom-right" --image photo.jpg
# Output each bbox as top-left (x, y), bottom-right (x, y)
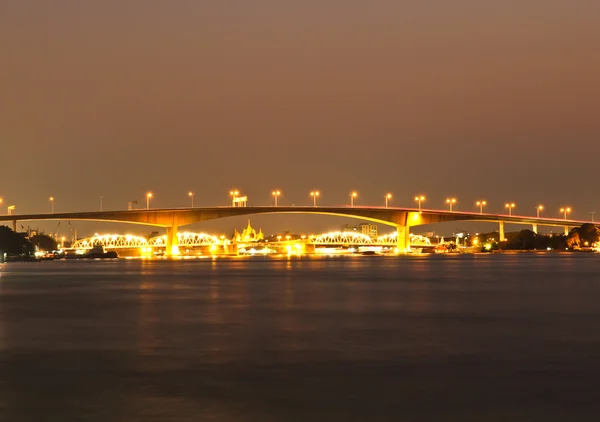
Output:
top-left (0, 254), bottom-right (600, 421)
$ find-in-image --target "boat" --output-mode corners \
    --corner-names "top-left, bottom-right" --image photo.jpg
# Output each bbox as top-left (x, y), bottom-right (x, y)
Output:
top-left (86, 244), bottom-right (118, 259)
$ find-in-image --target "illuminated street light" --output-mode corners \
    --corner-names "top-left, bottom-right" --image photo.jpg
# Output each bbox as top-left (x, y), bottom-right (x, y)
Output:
top-left (49, 196), bottom-right (55, 213)
top-left (229, 190), bottom-right (239, 207)
top-left (272, 190), bottom-right (281, 207)
top-left (310, 191), bottom-right (320, 207)
top-left (350, 191), bottom-right (358, 207)
top-left (446, 198), bottom-right (456, 212)
top-left (7, 205), bottom-right (15, 215)
top-left (188, 191), bottom-right (195, 208)
top-left (536, 204), bottom-right (544, 218)
top-left (0, 197), bottom-right (3, 209)
top-left (476, 200), bottom-right (487, 214)
top-left (560, 207), bottom-right (571, 220)
top-left (505, 203), bottom-right (516, 216)
top-left (414, 195), bottom-right (425, 211)
top-left (146, 192), bottom-right (153, 209)
top-left (385, 193), bottom-right (393, 208)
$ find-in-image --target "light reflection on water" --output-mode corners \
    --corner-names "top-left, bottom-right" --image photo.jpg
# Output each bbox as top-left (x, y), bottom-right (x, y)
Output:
top-left (0, 254), bottom-right (599, 421)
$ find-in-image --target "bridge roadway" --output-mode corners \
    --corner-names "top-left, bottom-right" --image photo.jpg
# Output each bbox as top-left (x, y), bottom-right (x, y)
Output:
top-left (0, 206), bottom-right (593, 255)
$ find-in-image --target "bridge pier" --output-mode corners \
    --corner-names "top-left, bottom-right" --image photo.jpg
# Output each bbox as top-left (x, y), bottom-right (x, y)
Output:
top-left (499, 221), bottom-right (505, 242)
top-left (396, 225), bottom-right (410, 253)
top-left (165, 226), bottom-right (180, 256)
top-left (12, 220), bottom-right (17, 232)
top-left (532, 223), bottom-right (538, 234)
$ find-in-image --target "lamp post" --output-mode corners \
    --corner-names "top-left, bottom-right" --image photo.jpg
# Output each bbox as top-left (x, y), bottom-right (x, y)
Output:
top-left (49, 196), bottom-right (55, 213)
top-left (272, 190), bottom-right (281, 207)
top-left (188, 191), bottom-right (195, 208)
top-left (505, 203), bottom-right (516, 216)
top-left (385, 193), bottom-right (393, 208)
top-left (536, 205), bottom-right (544, 218)
top-left (229, 190), bottom-right (239, 207)
top-left (591, 211), bottom-right (596, 223)
top-left (560, 207), bottom-right (571, 220)
top-left (505, 203), bottom-right (515, 216)
top-left (7, 205), bottom-right (15, 215)
top-left (146, 192), bottom-right (153, 209)
top-left (414, 195), bottom-right (425, 211)
top-left (310, 191), bottom-right (320, 207)
top-left (100, 196), bottom-right (104, 212)
top-left (350, 191), bottom-right (357, 207)
top-left (446, 198), bottom-right (456, 212)
top-left (476, 200), bottom-right (487, 214)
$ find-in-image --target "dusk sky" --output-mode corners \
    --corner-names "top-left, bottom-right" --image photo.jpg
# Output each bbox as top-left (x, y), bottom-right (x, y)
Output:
top-left (1, 1), bottom-right (599, 236)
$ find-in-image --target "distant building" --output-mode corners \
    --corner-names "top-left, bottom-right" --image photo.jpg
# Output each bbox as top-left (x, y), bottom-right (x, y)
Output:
top-left (233, 220), bottom-right (264, 243)
top-left (359, 223), bottom-right (378, 239)
top-left (341, 223), bottom-right (378, 239)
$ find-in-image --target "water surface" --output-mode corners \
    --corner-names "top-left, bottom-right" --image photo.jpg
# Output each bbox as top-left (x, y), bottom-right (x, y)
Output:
top-left (0, 254), bottom-right (599, 421)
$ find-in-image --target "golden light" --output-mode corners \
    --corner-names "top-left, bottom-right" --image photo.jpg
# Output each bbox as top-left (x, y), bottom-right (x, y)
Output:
top-left (146, 192), bottom-right (153, 199)
top-left (387, 193), bottom-right (393, 199)
top-left (538, 205), bottom-right (544, 211)
top-left (351, 192), bottom-right (358, 197)
top-left (415, 195), bottom-right (425, 201)
top-left (229, 190), bottom-right (239, 196)
top-left (272, 190), bottom-right (281, 196)
top-left (310, 191), bottom-right (320, 196)
top-left (49, 196), bottom-right (54, 201)
top-left (476, 200), bottom-right (486, 206)
top-left (446, 198), bottom-right (456, 204)
top-left (188, 191), bottom-right (194, 197)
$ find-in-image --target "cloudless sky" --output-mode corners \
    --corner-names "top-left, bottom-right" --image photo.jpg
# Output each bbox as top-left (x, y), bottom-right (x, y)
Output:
top-left (1, 0), bottom-right (599, 236)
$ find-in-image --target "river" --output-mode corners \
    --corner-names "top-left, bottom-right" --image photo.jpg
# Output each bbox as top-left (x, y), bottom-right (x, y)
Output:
top-left (0, 253), bottom-right (599, 421)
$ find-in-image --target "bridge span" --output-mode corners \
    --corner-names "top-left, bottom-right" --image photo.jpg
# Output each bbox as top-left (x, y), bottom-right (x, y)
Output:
top-left (0, 206), bottom-right (593, 255)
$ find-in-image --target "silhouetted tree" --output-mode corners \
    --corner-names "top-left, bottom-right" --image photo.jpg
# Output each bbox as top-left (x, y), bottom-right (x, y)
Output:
top-left (30, 234), bottom-right (58, 251)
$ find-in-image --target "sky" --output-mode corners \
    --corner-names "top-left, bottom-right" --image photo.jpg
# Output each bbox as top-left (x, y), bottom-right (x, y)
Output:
top-left (1, 0), bottom-right (599, 237)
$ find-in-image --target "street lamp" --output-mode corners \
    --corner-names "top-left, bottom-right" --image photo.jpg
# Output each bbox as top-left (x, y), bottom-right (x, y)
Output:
top-left (0, 197), bottom-right (3, 209)
top-left (350, 191), bottom-right (358, 207)
top-left (536, 205), bottom-right (544, 218)
top-left (7, 205), bottom-right (15, 215)
top-left (229, 190), bottom-right (239, 207)
top-left (591, 211), bottom-right (596, 223)
top-left (188, 191), bottom-right (195, 208)
top-left (414, 195), bottom-right (425, 211)
top-left (476, 200), bottom-right (487, 214)
top-left (146, 192), bottom-right (153, 209)
top-left (100, 196), bottom-right (104, 212)
top-left (505, 203), bottom-right (515, 216)
top-left (446, 198), bottom-right (456, 212)
top-left (560, 207), bottom-right (571, 220)
top-left (49, 196), bottom-right (55, 213)
top-left (272, 190), bottom-right (281, 207)
top-left (385, 193), bottom-right (393, 208)
top-left (310, 191), bottom-right (320, 207)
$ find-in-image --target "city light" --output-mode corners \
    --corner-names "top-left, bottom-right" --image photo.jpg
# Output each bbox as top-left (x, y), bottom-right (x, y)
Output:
top-left (414, 195), bottom-right (425, 211)
top-left (560, 207), bottom-right (571, 220)
top-left (272, 190), bottom-right (281, 207)
top-left (350, 191), bottom-right (358, 207)
top-left (505, 203), bottom-right (516, 216)
top-left (310, 191), bottom-right (320, 207)
top-left (146, 192), bottom-right (153, 209)
top-left (229, 190), bottom-right (239, 207)
top-left (446, 198), bottom-right (456, 212)
top-left (7, 205), bottom-right (15, 215)
top-left (536, 204), bottom-right (544, 218)
top-left (49, 196), bottom-right (55, 213)
top-left (188, 191), bottom-right (195, 208)
top-left (385, 193), bottom-right (393, 208)
top-left (476, 200), bottom-right (487, 214)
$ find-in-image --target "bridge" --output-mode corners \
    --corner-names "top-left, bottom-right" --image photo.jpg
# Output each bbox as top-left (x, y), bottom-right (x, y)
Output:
top-left (0, 206), bottom-right (593, 255)
top-left (69, 231), bottom-right (433, 252)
